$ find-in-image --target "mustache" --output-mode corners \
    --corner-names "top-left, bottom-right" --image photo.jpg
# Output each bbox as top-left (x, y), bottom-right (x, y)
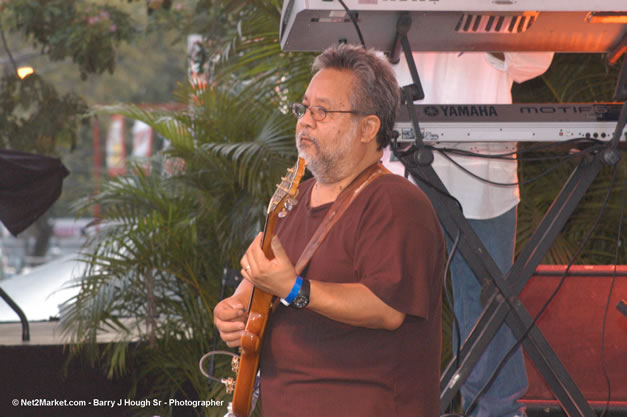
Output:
top-left (296, 131), bottom-right (318, 147)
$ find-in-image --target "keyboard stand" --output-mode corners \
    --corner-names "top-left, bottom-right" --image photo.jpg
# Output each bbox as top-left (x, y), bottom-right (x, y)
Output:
top-left (390, 13), bottom-right (626, 417)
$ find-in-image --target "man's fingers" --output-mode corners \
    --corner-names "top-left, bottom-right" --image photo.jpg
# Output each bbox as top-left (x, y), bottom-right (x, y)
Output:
top-left (225, 337), bottom-right (242, 348)
top-left (220, 330), bottom-right (244, 348)
top-left (215, 306), bottom-right (246, 322)
top-left (214, 298), bottom-right (246, 319)
top-left (214, 311), bottom-right (246, 348)
top-left (214, 316), bottom-right (246, 332)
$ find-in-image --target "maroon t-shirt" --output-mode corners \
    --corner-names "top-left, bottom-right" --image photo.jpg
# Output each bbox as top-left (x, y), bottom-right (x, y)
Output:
top-left (259, 173), bottom-right (445, 417)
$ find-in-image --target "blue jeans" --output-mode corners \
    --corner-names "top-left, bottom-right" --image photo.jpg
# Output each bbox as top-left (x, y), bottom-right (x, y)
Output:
top-left (449, 206), bottom-right (528, 417)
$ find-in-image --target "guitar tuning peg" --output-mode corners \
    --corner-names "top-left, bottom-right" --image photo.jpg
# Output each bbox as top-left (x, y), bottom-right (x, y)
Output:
top-left (222, 377), bottom-right (236, 394)
top-left (287, 197), bottom-right (298, 207)
top-left (278, 209), bottom-right (288, 218)
top-left (231, 356), bottom-right (240, 373)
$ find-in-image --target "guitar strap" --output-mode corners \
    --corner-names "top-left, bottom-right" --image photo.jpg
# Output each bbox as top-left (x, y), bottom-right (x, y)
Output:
top-left (293, 162), bottom-right (390, 276)
top-left (243, 162), bottom-right (390, 417)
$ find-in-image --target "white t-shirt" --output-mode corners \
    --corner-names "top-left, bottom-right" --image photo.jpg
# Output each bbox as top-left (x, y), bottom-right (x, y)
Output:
top-left (384, 52), bottom-right (553, 219)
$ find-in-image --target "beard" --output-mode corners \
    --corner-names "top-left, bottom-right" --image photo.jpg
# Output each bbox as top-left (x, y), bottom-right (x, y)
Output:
top-left (295, 122), bottom-right (358, 184)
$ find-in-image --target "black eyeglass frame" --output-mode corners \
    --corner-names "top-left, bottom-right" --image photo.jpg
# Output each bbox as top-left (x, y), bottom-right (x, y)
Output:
top-left (290, 103), bottom-right (369, 121)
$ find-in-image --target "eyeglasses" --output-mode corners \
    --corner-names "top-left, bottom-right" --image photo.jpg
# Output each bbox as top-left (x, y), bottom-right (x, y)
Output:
top-left (290, 102), bottom-right (367, 122)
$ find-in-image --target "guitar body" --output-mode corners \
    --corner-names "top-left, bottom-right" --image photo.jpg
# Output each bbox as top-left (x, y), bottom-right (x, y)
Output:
top-left (231, 288), bottom-right (272, 417)
top-left (232, 158), bottom-right (305, 417)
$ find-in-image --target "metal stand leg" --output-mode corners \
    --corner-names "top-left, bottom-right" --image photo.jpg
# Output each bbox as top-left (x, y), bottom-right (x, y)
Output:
top-left (390, 13), bottom-right (625, 417)
top-left (0, 286), bottom-right (29, 341)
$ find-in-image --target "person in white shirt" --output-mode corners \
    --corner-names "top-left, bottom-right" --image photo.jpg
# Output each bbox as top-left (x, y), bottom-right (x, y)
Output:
top-left (384, 51), bottom-right (554, 417)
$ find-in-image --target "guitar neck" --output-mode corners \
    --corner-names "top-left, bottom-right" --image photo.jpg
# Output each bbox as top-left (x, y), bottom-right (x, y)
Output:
top-left (233, 158), bottom-right (305, 417)
top-left (261, 215), bottom-right (277, 260)
top-left (247, 212), bottom-right (278, 311)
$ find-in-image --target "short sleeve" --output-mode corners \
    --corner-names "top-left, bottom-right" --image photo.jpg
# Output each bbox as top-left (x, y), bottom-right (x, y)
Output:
top-left (353, 175), bottom-right (445, 318)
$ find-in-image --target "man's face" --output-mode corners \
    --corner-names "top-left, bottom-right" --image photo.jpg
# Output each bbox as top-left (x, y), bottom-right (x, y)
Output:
top-left (295, 68), bottom-right (361, 183)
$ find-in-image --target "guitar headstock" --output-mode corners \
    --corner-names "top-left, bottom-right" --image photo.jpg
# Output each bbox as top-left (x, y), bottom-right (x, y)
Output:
top-left (267, 157), bottom-right (306, 219)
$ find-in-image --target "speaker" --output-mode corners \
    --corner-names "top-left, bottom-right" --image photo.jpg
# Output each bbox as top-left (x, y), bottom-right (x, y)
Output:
top-left (519, 265), bottom-right (627, 410)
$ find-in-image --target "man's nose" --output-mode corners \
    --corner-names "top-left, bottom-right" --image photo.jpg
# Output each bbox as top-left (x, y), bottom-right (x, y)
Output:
top-left (298, 107), bottom-right (316, 128)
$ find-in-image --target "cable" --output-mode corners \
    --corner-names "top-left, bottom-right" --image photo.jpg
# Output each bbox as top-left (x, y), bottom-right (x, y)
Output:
top-left (337, 0), bottom-right (366, 48)
top-left (436, 137), bottom-right (605, 161)
top-left (437, 137), bottom-right (600, 155)
top-left (199, 350), bottom-right (239, 392)
top-left (464, 162), bottom-right (620, 417)
top-left (435, 141), bottom-right (607, 187)
top-left (598, 176), bottom-right (625, 417)
top-left (390, 140), bottom-right (465, 215)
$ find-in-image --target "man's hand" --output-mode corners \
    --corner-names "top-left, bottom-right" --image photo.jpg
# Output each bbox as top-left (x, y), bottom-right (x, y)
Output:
top-left (240, 233), bottom-right (297, 299)
top-left (213, 296), bottom-right (247, 348)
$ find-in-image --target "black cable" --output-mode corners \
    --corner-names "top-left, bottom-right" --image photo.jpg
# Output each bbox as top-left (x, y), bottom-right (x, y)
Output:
top-left (389, 140), bottom-right (612, 193)
top-left (436, 137), bottom-right (605, 162)
top-left (336, 0), bottom-right (366, 48)
top-left (389, 140), bottom-right (465, 215)
top-left (435, 142), bottom-right (606, 187)
top-left (514, 137), bottom-right (604, 154)
top-left (598, 176), bottom-right (626, 417)
top-left (437, 137), bottom-right (601, 156)
top-left (464, 162), bottom-right (620, 417)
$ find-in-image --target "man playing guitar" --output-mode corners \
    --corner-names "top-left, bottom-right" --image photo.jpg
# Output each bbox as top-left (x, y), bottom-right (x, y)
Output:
top-left (213, 43), bottom-right (445, 417)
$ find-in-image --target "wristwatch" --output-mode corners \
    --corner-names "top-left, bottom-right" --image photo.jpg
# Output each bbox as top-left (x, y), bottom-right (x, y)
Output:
top-left (291, 278), bottom-right (310, 309)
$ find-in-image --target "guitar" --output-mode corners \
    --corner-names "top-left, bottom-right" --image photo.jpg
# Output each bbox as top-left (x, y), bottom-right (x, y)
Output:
top-left (231, 157), bottom-right (306, 417)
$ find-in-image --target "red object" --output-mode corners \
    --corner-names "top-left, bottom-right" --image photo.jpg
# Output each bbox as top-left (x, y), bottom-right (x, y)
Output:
top-left (520, 265), bottom-right (627, 408)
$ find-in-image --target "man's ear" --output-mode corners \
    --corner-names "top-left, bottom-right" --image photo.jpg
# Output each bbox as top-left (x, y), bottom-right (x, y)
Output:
top-left (359, 114), bottom-right (381, 144)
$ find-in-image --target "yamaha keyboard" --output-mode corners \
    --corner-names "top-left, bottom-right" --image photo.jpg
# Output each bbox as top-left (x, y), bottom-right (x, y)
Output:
top-left (393, 103), bottom-right (626, 142)
top-left (280, 0), bottom-right (627, 61)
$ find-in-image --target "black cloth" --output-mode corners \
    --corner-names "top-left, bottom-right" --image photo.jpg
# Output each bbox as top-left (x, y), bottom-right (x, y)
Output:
top-left (0, 149), bottom-right (69, 236)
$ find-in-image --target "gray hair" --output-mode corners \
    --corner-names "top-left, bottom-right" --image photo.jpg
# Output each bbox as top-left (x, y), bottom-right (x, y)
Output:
top-left (312, 43), bottom-right (400, 149)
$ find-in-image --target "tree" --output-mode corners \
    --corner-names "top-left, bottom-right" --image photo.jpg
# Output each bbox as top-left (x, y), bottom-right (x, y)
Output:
top-left (55, 2), bottom-right (311, 414)
top-left (63, 77), bottom-right (299, 417)
top-left (0, 0), bottom-right (187, 262)
top-left (0, 0), bottom-right (140, 151)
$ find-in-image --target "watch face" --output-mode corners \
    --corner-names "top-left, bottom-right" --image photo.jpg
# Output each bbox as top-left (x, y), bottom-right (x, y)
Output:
top-left (292, 294), bottom-right (309, 309)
